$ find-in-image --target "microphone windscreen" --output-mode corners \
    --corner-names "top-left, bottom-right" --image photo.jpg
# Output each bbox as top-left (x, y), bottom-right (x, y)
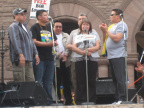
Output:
top-left (48, 16), bottom-right (53, 21)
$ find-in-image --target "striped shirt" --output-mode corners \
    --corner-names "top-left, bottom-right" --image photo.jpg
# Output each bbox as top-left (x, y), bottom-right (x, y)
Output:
top-left (8, 21), bottom-right (38, 62)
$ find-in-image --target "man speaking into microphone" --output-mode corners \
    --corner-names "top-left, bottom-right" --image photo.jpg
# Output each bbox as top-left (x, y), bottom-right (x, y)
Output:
top-left (99, 9), bottom-right (128, 104)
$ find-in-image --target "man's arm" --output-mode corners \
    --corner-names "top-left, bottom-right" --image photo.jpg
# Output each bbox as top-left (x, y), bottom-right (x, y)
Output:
top-left (106, 31), bottom-right (123, 42)
top-left (99, 23), bottom-right (107, 42)
top-left (66, 30), bottom-right (75, 50)
top-left (32, 39), bottom-right (57, 47)
top-left (31, 38), bottom-right (40, 65)
top-left (9, 25), bottom-right (26, 66)
top-left (100, 23), bottom-right (123, 42)
top-left (31, 24), bottom-right (57, 47)
top-left (9, 25), bottom-right (23, 54)
top-left (102, 32), bottom-right (107, 42)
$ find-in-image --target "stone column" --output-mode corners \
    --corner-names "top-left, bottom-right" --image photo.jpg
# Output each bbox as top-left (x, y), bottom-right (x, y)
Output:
top-left (127, 54), bottom-right (138, 89)
top-left (127, 64), bottom-right (135, 88)
top-left (98, 57), bottom-right (109, 78)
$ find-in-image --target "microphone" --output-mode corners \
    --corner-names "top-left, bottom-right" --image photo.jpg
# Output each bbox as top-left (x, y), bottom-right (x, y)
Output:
top-left (84, 29), bottom-right (89, 48)
top-left (84, 29), bottom-right (87, 33)
top-left (48, 16), bottom-right (53, 22)
top-left (120, 13), bottom-right (123, 19)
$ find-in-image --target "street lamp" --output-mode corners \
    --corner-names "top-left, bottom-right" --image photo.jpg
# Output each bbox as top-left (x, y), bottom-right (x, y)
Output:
top-left (0, 25), bottom-right (5, 39)
top-left (0, 25), bottom-right (5, 84)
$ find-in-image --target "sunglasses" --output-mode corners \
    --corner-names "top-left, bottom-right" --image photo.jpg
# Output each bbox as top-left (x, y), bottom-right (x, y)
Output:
top-left (110, 14), bottom-right (118, 16)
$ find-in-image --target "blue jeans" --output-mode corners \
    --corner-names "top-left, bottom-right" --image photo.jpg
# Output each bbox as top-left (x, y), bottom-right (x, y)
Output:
top-left (33, 59), bottom-right (54, 104)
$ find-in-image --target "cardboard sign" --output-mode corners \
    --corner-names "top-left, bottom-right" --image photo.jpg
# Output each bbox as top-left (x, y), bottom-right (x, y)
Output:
top-left (30, 0), bottom-right (51, 19)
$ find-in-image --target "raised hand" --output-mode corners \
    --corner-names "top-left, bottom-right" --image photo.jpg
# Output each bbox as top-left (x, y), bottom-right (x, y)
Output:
top-left (135, 62), bottom-right (144, 74)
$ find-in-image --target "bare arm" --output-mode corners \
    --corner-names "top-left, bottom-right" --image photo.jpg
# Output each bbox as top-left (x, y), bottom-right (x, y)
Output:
top-left (66, 44), bottom-right (73, 50)
top-left (33, 39), bottom-right (57, 47)
top-left (106, 31), bottom-right (123, 42)
top-left (100, 23), bottom-right (123, 42)
top-left (102, 32), bottom-right (107, 42)
top-left (72, 41), bottom-right (85, 56)
top-left (66, 34), bottom-right (73, 50)
top-left (87, 40), bottom-right (100, 52)
top-left (66, 29), bottom-right (77, 50)
top-left (19, 54), bottom-right (25, 66)
top-left (99, 23), bottom-right (107, 42)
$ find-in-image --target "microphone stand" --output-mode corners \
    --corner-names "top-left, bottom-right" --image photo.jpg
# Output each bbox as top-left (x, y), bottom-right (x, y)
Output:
top-left (84, 40), bottom-right (89, 105)
top-left (140, 50), bottom-right (144, 63)
top-left (49, 18), bottom-right (62, 106)
top-left (82, 32), bottom-right (95, 107)
top-left (122, 16), bottom-right (128, 102)
top-left (120, 16), bottom-right (133, 104)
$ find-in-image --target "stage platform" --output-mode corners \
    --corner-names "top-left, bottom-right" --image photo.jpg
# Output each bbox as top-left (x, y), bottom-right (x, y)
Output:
top-left (1, 104), bottom-right (144, 108)
top-left (29, 104), bottom-right (144, 108)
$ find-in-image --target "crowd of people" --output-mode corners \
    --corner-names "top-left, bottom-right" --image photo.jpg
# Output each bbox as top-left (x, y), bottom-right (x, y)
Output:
top-left (8, 7), bottom-right (142, 106)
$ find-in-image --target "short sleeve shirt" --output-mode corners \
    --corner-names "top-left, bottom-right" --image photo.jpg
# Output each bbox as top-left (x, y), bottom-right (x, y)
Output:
top-left (106, 21), bottom-right (128, 59)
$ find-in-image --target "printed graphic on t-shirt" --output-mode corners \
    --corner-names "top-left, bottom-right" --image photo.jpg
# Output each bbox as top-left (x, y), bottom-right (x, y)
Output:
top-left (40, 30), bottom-right (52, 42)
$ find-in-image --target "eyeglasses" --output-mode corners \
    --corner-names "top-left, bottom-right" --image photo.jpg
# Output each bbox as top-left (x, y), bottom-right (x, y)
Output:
top-left (55, 26), bottom-right (62, 28)
top-left (110, 14), bottom-right (118, 16)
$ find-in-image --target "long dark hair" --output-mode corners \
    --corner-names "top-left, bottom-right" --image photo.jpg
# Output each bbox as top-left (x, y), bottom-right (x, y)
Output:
top-left (79, 20), bottom-right (92, 34)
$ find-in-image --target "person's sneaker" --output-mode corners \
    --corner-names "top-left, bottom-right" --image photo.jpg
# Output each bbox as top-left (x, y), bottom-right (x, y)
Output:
top-left (115, 101), bottom-right (122, 104)
top-left (112, 102), bottom-right (117, 105)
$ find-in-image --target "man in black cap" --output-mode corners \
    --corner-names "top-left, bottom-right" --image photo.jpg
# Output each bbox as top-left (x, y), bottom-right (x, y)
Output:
top-left (8, 8), bottom-right (40, 82)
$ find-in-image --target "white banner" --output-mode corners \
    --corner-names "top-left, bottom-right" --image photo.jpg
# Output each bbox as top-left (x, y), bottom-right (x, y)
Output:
top-left (30, 0), bottom-right (51, 19)
top-left (74, 35), bottom-right (96, 44)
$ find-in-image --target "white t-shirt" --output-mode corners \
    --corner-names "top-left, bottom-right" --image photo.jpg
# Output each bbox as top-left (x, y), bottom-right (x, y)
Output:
top-left (22, 24), bottom-right (28, 33)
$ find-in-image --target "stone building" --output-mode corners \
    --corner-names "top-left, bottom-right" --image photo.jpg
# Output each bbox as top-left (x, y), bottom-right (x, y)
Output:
top-left (0, 0), bottom-right (144, 89)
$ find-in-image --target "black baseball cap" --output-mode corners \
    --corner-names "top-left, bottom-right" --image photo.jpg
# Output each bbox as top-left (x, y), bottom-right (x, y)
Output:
top-left (13, 8), bottom-right (27, 15)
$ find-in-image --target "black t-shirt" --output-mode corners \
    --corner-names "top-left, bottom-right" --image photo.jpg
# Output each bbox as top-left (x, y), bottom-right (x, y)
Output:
top-left (30, 23), bottom-right (57, 61)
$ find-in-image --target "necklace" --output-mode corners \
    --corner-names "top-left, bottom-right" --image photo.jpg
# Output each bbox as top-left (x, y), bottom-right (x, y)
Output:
top-left (39, 24), bottom-right (47, 31)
